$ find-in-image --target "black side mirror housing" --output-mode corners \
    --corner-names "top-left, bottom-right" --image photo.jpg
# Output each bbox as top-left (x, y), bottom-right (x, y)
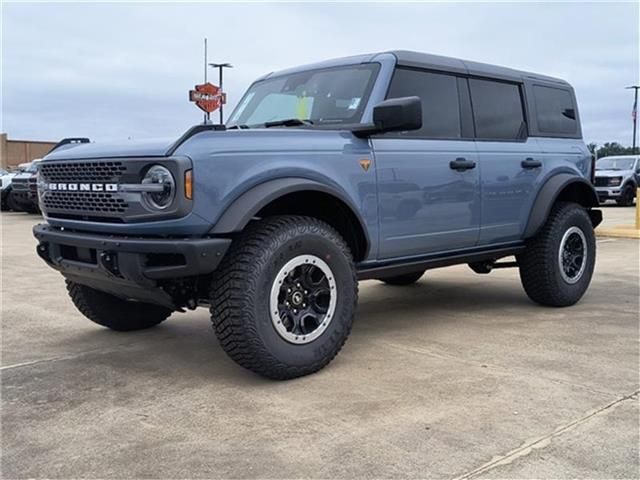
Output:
top-left (353, 96), bottom-right (422, 137)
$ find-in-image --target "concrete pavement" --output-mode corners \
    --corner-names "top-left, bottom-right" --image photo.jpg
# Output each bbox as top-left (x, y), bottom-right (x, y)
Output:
top-left (1, 207), bottom-right (638, 479)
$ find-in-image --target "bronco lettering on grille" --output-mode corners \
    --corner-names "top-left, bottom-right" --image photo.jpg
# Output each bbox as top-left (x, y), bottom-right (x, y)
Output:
top-left (46, 183), bottom-right (118, 192)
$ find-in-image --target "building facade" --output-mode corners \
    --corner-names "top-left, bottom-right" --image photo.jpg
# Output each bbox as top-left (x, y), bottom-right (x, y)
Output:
top-left (0, 134), bottom-right (56, 169)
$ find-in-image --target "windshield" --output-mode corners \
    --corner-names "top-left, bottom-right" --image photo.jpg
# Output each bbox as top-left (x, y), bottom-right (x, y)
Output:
top-left (596, 157), bottom-right (636, 171)
top-left (227, 64), bottom-right (380, 128)
top-left (25, 163), bottom-right (39, 173)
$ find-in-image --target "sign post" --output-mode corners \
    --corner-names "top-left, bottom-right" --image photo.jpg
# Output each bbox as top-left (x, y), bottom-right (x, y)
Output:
top-left (209, 63), bottom-right (233, 125)
top-left (189, 38), bottom-right (228, 125)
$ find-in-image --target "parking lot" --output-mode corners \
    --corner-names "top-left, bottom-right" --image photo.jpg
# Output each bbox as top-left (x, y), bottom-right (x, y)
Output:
top-left (1, 207), bottom-right (638, 479)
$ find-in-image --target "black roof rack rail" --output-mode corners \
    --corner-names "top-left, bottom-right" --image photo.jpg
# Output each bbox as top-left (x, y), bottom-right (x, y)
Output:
top-left (166, 124), bottom-right (225, 156)
top-left (48, 137), bottom-right (91, 153)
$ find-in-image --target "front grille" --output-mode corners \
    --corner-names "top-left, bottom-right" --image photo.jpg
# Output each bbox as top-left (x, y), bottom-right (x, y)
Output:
top-left (39, 161), bottom-right (127, 182)
top-left (594, 177), bottom-right (608, 187)
top-left (38, 157), bottom-right (190, 223)
top-left (42, 191), bottom-right (128, 214)
top-left (40, 160), bottom-right (132, 220)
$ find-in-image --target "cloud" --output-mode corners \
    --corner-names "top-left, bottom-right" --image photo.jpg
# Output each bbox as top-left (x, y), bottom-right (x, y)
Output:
top-left (2, 2), bottom-right (638, 145)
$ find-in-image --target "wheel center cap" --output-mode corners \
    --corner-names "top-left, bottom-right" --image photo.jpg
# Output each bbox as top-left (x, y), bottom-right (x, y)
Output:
top-left (291, 291), bottom-right (304, 306)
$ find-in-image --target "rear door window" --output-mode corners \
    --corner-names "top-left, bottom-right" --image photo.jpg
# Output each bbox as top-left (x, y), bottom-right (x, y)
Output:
top-left (469, 79), bottom-right (526, 140)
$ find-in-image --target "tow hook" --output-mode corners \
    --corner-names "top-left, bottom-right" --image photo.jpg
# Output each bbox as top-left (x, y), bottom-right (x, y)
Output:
top-left (36, 243), bottom-right (51, 263)
top-left (100, 251), bottom-right (120, 276)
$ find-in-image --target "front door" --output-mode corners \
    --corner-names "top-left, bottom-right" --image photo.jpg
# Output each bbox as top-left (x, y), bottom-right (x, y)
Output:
top-left (372, 68), bottom-right (481, 260)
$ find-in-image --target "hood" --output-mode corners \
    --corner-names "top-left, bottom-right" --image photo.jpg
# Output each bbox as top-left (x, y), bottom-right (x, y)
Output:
top-left (43, 127), bottom-right (362, 162)
top-left (12, 171), bottom-right (35, 180)
top-left (595, 169), bottom-right (630, 177)
top-left (43, 138), bottom-right (176, 161)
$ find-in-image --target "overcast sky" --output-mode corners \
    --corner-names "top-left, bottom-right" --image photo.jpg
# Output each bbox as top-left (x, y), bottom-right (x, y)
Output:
top-left (2, 1), bottom-right (638, 146)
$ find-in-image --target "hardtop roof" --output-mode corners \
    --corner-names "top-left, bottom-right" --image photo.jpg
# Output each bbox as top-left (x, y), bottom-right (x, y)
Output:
top-left (261, 50), bottom-right (570, 86)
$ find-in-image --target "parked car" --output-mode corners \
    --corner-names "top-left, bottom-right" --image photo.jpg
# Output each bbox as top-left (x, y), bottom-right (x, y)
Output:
top-left (1, 167), bottom-right (18, 211)
top-left (9, 160), bottom-right (42, 213)
top-left (33, 51), bottom-right (601, 379)
top-left (594, 155), bottom-right (639, 206)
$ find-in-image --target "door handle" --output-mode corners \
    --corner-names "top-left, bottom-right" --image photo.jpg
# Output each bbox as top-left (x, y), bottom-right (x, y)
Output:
top-left (449, 157), bottom-right (476, 171)
top-left (521, 158), bottom-right (542, 169)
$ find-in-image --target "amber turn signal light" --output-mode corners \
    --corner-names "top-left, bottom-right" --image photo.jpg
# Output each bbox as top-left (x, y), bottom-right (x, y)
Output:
top-left (184, 170), bottom-right (193, 199)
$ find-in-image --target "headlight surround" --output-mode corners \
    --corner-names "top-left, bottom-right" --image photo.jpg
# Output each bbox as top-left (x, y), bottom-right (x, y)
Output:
top-left (141, 165), bottom-right (175, 210)
top-left (608, 177), bottom-right (622, 187)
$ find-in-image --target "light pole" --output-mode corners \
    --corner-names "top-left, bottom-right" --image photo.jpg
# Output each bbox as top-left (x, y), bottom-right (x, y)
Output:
top-left (209, 62), bottom-right (233, 125)
top-left (626, 85), bottom-right (639, 154)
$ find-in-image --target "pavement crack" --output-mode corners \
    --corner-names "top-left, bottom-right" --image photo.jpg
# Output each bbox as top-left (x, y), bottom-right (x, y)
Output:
top-left (454, 390), bottom-right (639, 480)
top-left (0, 336), bottom-right (174, 372)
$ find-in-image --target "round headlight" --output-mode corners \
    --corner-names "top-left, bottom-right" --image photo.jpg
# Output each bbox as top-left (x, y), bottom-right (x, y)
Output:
top-left (142, 165), bottom-right (175, 209)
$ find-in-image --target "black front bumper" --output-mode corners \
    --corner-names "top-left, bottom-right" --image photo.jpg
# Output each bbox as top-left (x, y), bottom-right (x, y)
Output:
top-left (33, 224), bottom-right (231, 308)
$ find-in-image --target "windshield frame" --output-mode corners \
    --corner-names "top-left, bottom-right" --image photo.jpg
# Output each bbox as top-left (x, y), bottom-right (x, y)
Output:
top-left (227, 63), bottom-right (381, 129)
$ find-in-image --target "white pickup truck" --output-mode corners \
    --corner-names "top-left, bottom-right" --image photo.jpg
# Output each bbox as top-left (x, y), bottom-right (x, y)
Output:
top-left (1, 167), bottom-right (18, 211)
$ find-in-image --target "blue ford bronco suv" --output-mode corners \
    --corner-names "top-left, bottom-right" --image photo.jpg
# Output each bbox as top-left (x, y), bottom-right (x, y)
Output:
top-left (34, 51), bottom-right (601, 379)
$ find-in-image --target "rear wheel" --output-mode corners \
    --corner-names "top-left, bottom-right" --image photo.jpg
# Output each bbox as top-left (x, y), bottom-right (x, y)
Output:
top-left (517, 202), bottom-right (596, 307)
top-left (210, 216), bottom-right (358, 380)
top-left (378, 270), bottom-right (425, 286)
top-left (66, 281), bottom-right (172, 331)
top-left (616, 184), bottom-right (635, 206)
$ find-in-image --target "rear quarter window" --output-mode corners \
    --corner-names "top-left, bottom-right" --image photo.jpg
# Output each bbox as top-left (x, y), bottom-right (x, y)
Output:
top-left (532, 85), bottom-right (577, 135)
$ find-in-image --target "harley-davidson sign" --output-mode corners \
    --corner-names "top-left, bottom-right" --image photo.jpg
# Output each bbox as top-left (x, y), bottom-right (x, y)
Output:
top-left (189, 82), bottom-right (226, 113)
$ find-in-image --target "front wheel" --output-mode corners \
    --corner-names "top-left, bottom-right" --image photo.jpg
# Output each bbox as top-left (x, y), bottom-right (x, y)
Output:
top-left (517, 202), bottom-right (596, 307)
top-left (616, 185), bottom-right (635, 206)
top-left (66, 281), bottom-right (172, 331)
top-left (210, 216), bottom-right (358, 380)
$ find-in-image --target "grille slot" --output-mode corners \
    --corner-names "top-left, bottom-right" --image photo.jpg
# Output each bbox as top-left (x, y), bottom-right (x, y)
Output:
top-left (594, 177), bottom-right (608, 187)
top-left (11, 179), bottom-right (29, 191)
top-left (43, 191), bottom-right (128, 214)
top-left (40, 161), bottom-right (127, 182)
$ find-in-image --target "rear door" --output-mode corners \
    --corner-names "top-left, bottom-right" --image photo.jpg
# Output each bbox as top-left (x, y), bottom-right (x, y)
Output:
top-left (469, 78), bottom-right (543, 245)
top-left (372, 68), bottom-right (480, 259)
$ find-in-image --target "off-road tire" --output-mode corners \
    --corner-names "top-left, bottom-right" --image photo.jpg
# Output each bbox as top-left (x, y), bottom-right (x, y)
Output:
top-left (378, 270), bottom-right (425, 286)
top-left (209, 215), bottom-right (358, 380)
top-left (517, 202), bottom-right (596, 307)
top-left (616, 184), bottom-right (635, 207)
top-left (66, 281), bottom-right (172, 331)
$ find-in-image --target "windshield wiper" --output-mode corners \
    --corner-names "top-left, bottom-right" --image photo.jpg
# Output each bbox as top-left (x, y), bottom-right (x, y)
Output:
top-left (227, 124), bottom-right (250, 130)
top-left (263, 118), bottom-right (314, 128)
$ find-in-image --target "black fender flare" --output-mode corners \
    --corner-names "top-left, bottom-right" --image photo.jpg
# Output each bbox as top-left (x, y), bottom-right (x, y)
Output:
top-left (209, 177), bottom-right (370, 245)
top-left (524, 174), bottom-right (600, 239)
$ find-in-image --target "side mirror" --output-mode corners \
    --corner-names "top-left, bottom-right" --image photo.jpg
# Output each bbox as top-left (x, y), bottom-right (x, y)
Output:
top-left (353, 96), bottom-right (422, 137)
